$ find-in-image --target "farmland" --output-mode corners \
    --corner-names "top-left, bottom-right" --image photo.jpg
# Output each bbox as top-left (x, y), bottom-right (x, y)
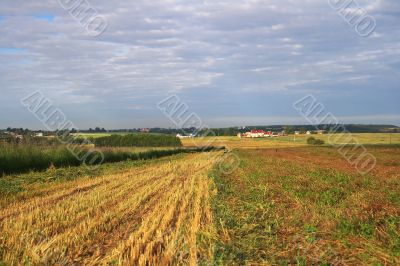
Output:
top-left (0, 152), bottom-right (220, 265)
top-left (0, 142), bottom-right (216, 176)
top-left (1, 134), bottom-right (399, 265)
top-left (212, 146), bottom-right (400, 264)
top-left (76, 133), bottom-right (400, 148)
top-left (181, 133), bottom-right (400, 149)
top-left (2, 0), bottom-right (399, 264)
top-left (92, 134), bottom-right (182, 147)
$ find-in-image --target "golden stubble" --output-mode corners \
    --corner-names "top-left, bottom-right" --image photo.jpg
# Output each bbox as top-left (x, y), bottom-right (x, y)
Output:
top-left (0, 152), bottom-right (221, 265)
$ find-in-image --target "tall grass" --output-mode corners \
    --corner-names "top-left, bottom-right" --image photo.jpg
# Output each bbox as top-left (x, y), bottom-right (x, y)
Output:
top-left (93, 134), bottom-right (182, 147)
top-left (0, 144), bottom-right (81, 175)
top-left (0, 143), bottom-right (221, 176)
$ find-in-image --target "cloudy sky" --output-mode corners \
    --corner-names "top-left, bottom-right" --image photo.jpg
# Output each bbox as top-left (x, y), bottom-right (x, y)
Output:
top-left (0, 0), bottom-right (399, 129)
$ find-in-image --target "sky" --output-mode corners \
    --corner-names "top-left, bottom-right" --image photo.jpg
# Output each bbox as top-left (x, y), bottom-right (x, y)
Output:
top-left (0, 0), bottom-right (399, 129)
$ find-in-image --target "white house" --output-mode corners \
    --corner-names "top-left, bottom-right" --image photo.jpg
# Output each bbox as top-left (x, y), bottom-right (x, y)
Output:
top-left (176, 133), bottom-right (195, 139)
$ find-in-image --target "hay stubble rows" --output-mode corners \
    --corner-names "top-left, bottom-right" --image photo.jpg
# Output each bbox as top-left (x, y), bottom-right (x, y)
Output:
top-left (0, 152), bottom-right (221, 265)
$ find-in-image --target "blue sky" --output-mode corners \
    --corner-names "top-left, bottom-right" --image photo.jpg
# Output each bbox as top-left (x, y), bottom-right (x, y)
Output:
top-left (33, 14), bottom-right (55, 22)
top-left (0, 0), bottom-right (399, 129)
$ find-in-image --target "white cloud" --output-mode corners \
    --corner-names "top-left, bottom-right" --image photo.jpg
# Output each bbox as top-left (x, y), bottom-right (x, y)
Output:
top-left (271, 24), bottom-right (285, 31)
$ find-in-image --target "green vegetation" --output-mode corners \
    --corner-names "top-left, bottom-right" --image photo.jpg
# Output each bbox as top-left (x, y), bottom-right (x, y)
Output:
top-left (307, 136), bottom-right (325, 145)
top-left (92, 133), bottom-right (182, 147)
top-left (211, 147), bottom-right (400, 264)
top-left (0, 143), bottom-right (218, 176)
top-left (0, 144), bottom-right (82, 175)
top-left (72, 132), bottom-right (122, 138)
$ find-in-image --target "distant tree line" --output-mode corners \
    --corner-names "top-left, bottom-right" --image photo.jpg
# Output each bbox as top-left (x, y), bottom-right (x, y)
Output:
top-left (1, 124), bottom-right (398, 139)
top-left (197, 124), bottom-right (400, 136)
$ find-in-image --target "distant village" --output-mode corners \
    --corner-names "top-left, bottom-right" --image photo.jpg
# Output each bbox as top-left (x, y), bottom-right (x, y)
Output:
top-left (1, 124), bottom-right (398, 142)
top-left (176, 129), bottom-right (327, 139)
top-left (0, 129), bottom-right (49, 144)
top-left (237, 129), bottom-right (326, 138)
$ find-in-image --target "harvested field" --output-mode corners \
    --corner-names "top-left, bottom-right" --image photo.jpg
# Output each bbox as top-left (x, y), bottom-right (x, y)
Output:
top-left (1, 138), bottom-right (399, 265)
top-left (212, 147), bottom-right (400, 265)
top-left (0, 152), bottom-right (221, 265)
top-left (181, 133), bottom-right (400, 149)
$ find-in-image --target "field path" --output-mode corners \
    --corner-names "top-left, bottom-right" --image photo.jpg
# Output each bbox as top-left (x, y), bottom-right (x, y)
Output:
top-left (0, 152), bottom-right (220, 265)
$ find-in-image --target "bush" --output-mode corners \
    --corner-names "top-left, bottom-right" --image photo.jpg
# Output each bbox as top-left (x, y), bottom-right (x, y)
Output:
top-left (307, 137), bottom-right (325, 145)
top-left (93, 134), bottom-right (182, 147)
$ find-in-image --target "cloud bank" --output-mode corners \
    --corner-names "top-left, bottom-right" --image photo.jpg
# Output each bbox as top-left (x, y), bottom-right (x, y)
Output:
top-left (0, 0), bottom-right (399, 128)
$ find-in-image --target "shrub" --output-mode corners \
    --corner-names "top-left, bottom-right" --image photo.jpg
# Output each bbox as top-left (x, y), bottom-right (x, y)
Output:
top-left (307, 137), bottom-right (316, 144)
top-left (307, 137), bottom-right (325, 145)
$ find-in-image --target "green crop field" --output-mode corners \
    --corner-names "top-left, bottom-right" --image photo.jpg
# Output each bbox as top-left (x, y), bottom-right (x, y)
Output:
top-left (72, 132), bottom-right (118, 138)
top-left (72, 132), bottom-right (166, 139)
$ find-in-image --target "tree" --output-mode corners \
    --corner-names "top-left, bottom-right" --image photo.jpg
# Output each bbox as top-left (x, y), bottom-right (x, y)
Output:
top-left (284, 125), bottom-right (294, 134)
